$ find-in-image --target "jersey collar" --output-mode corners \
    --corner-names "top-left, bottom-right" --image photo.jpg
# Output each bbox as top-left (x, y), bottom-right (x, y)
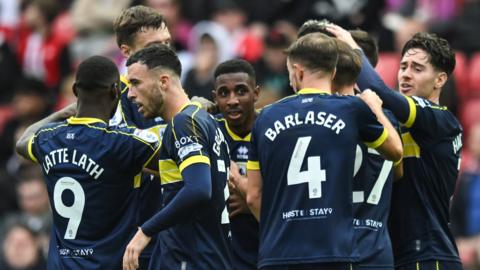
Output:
top-left (67, 117), bottom-right (107, 125)
top-left (297, 88), bottom-right (330, 95)
top-left (222, 119), bottom-right (251, 142)
top-left (178, 101), bottom-right (202, 113)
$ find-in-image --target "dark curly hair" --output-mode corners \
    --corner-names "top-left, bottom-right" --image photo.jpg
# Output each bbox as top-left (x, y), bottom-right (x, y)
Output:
top-left (401, 32), bottom-right (455, 76)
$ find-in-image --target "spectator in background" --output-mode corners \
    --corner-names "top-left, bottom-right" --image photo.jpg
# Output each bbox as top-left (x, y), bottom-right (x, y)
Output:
top-left (183, 33), bottom-right (219, 100)
top-left (16, 0), bottom-right (72, 93)
top-left (252, 30), bottom-right (291, 108)
top-left (0, 78), bottom-right (50, 169)
top-left (0, 219), bottom-right (46, 270)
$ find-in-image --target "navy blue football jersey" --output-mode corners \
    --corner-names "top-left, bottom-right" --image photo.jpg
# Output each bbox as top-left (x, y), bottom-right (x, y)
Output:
top-left (27, 117), bottom-right (160, 269)
top-left (150, 102), bottom-right (232, 269)
top-left (352, 110), bottom-right (399, 269)
top-left (216, 115), bottom-right (259, 270)
top-left (109, 75), bottom-right (166, 262)
top-left (389, 96), bottom-right (462, 266)
top-left (248, 88), bottom-right (388, 268)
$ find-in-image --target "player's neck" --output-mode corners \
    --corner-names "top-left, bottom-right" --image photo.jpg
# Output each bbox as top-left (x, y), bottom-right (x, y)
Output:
top-left (297, 76), bottom-right (332, 94)
top-left (228, 112), bottom-right (256, 138)
top-left (337, 85), bottom-right (355, 96)
top-left (76, 103), bottom-right (111, 123)
top-left (161, 89), bottom-right (190, 122)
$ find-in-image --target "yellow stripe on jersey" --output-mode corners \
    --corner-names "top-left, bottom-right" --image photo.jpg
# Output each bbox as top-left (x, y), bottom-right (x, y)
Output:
top-left (120, 75), bottom-right (130, 93)
top-left (436, 261), bottom-right (440, 270)
top-left (178, 155), bottom-right (210, 172)
top-left (27, 136), bottom-right (38, 163)
top-left (190, 105), bottom-right (203, 155)
top-left (297, 88), bottom-right (330, 95)
top-left (416, 261), bottom-right (420, 270)
top-left (403, 96), bottom-right (417, 128)
top-left (133, 173), bottom-right (142, 188)
top-left (364, 128), bottom-right (388, 149)
top-left (217, 118), bottom-right (251, 142)
top-left (402, 132), bottom-right (421, 158)
top-left (159, 159), bottom-right (182, 184)
top-left (247, 160), bottom-right (260, 170)
top-left (67, 117), bottom-right (107, 125)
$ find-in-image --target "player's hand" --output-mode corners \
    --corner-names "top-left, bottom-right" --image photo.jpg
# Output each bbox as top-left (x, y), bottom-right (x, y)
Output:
top-left (358, 89), bottom-right (383, 113)
top-left (229, 188), bottom-right (251, 218)
top-left (229, 161), bottom-right (247, 197)
top-left (324, 24), bottom-right (360, 50)
top-left (191, 96), bottom-right (217, 114)
top-left (123, 228), bottom-right (151, 270)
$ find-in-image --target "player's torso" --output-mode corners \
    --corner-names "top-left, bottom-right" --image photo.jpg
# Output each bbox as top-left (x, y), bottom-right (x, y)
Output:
top-left (35, 122), bottom-right (145, 269)
top-left (389, 119), bottom-right (462, 265)
top-left (158, 106), bottom-right (232, 269)
top-left (254, 93), bottom-right (364, 265)
top-left (217, 116), bottom-right (259, 269)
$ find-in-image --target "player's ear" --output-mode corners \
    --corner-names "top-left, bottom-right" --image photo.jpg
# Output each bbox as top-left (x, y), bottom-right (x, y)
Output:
top-left (253, 85), bottom-right (260, 102)
top-left (72, 83), bottom-right (78, 97)
top-left (434, 72), bottom-right (447, 90)
top-left (120, 44), bottom-right (131, 58)
top-left (211, 89), bottom-right (218, 104)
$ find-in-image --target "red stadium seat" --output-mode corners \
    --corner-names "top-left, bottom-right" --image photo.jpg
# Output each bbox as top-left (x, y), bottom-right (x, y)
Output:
top-left (453, 51), bottom-right (470, 102)
top-left (375, 53), bottom-right (400, 89)
top-left (468, 52), bottom-right (480, 97)
top-left (460, 98), bottom-right (480, 142)
top-left (0, 105), bottom-right (14, 134)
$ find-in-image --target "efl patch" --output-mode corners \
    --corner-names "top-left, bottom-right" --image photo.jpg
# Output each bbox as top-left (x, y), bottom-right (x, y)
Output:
top-left (178, 143), bottom-right (203, 160)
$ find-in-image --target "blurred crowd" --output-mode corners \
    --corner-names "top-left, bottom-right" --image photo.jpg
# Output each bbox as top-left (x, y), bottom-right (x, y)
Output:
top-left (0, 0), bottom-right (479, 269)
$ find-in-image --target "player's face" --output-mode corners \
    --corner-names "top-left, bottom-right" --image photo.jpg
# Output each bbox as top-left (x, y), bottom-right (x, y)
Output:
top-left (398, 48), bottom-right (442, 99)
top-left (125, 25), bottom-right (172, 57)
top-left (214, 72), bottom-right (259, 128)
top-left (127, 63), bottom-right (164, 118)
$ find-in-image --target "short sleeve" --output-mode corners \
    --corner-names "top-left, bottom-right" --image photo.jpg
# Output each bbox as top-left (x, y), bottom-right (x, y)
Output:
top-left (170, 112), bottom-right (211, 173)
top-left (27, 135), bottom-right (39, 163)
top-left (356, 99), bottom-right (388, 149)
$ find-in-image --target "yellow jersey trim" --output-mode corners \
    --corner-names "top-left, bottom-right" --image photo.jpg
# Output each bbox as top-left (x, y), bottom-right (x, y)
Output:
top-left (394, 157), bottom-right (403, 166)
top-left (364, 128), bottom-right (388, 149)
top-left (67, 117), bottom-right (107, 125)
top-left (133, 173), bottom-right (142, 188)
top-left (247, 160), bottom-right (260, 170)
top-left (297, 88), bottom-right (330, 95)
top-left (179, 155), bottom-right (210, 172)
top-left (402, 132), bottom-right (421, 158)
top-left (218, 118), bottom-right (251, 142)
top-left (403, 96), bottom-right (417, 128)
top-left (27, 136), bottom-right (38, 163)
top-left (159, 159), bottom-right (182, 184)
top-left (120, 75), bottom-right (130, 93)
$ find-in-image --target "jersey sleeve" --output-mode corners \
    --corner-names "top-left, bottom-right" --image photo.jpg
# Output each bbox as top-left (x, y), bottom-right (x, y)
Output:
top-left (403, 95), bottom-right (461, 139)
top-left (128, 128), bottom-right (161, 170)
top-left (247, 113), bottom-right (261, 171)
top-left (356, 99), bottom-right (389, 149)
top-left (169, 111), bottom-right (211, 173)
top-left (27, 134), bottom-right (39, 163)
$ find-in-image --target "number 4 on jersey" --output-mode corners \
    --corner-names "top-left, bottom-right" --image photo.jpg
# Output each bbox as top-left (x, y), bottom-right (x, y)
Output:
top-left (287, 136), bottom-right (326, 199)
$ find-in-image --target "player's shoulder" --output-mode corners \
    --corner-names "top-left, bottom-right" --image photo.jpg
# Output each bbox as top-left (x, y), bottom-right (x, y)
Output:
top-left (173, 102), bottom-right (214, 126)
top-left (409, 95), bottom-right (461, 127)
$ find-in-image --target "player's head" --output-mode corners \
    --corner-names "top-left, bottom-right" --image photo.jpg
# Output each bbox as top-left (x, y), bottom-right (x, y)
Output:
top-left (113, 5), bottom-right (171, 57)
top-left (398, 32), bottom-right (455, 100)
top-left (73, 55), bottom-right (120, 117)
top-left (332, 39), bottom-right (361, 94)
top-left (126, 44), bottom-right (182, 119)
top-left (213, 59), bottom-right (259, 129)
top-left (297, 19), bottom-right (334, 38)
top-left (285, 32), bottom-right (338, 92)
top-left (350, 29), bottom-right (378, 67)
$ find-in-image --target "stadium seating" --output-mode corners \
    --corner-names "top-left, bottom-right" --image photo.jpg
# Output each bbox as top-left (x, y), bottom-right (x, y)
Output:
top-left (468, 52), bottom-right (480, 97)
top-left (375, 53), bottom-right (400, 89)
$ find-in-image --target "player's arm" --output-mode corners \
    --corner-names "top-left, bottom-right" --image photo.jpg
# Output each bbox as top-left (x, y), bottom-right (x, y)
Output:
top-left (326, 24), bottom-right (412, 124)
top-left (16, 103), bottom-right (77, 161)
top-left (394, 161), bottom-right (403, 181)
top-left (246, 163), bottom-right (262, 221)
top-left (359, 90), bottom-right (403, 162)
top-left (123, 162), bottom-right (211, 270)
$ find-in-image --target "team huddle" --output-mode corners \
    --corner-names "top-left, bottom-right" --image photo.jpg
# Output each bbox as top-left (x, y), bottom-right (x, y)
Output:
top-left (14, 5), bottom-right (463, 270)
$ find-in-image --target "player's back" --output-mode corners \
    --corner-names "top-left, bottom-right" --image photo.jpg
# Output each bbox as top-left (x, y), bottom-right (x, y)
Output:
top-left (28, 117), bottom-right (159, 269)
top-left (389, 96), bottom-right (463, 266)
top-left (249, 89), bottom-right (387, 268)
top-left (353, 110), bottom-right (398, 269)
top-left (154, 103), bottom-right (232, 269)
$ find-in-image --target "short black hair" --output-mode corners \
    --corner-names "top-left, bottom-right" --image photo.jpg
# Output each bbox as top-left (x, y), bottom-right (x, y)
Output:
top-left (75, 55), bottom-right (119, 91)
top-left (401, 32), bottom-right (455, 76)
top-left (126, 44), bottom-right (182, 77)
top-left (350, 29), bottom-right (378, 67)
top-left (113, 5), bottom-right (166, 47)
top-left (214, 59), bottom-right (256, 82)
top-left (297, 19), bottom-right (334, 38)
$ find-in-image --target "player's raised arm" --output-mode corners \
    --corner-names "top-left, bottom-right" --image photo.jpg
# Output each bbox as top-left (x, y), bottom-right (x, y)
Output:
top-left (326, 24), bottom-right (411, 124)
top-left (16, 103), bottom-right (77, 161)
top-left (358, 90), bottom-right (403, 162)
